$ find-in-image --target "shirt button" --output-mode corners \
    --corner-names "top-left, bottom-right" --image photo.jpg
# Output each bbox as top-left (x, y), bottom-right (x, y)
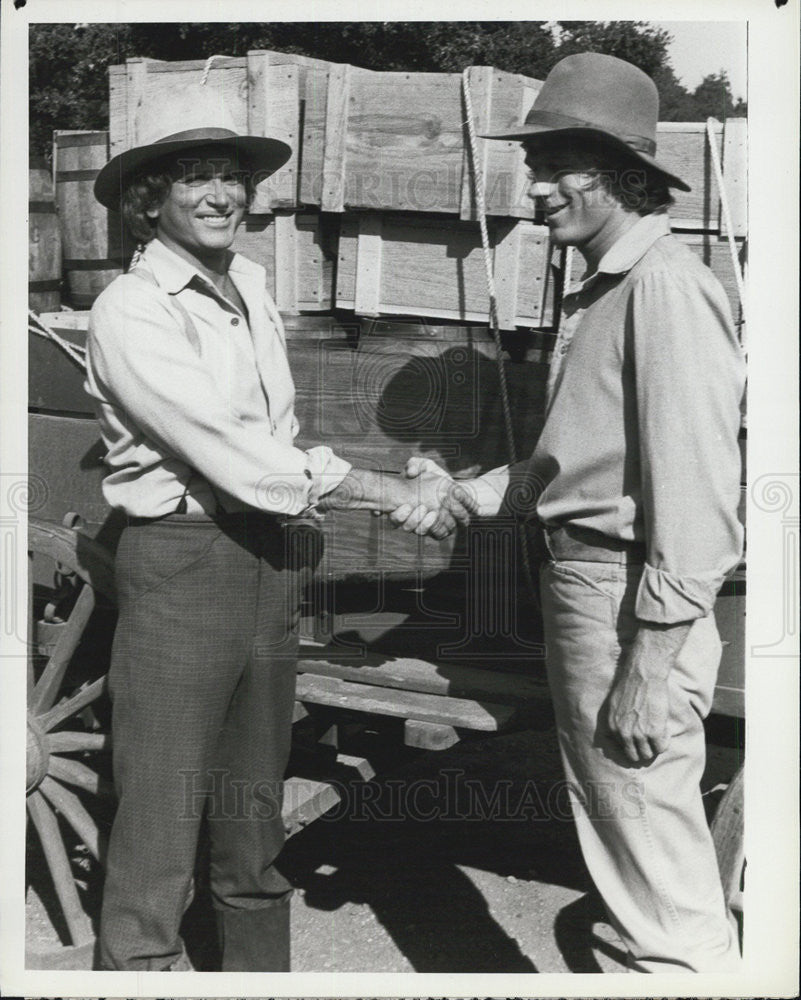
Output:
top-left (560, 343), bottom-right (569, 355)
top-left (231, 317), bottom-right (239, 326)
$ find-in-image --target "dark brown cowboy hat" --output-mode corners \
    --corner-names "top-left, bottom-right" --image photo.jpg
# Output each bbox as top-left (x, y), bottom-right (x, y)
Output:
top-left (481, 52), bottom-right (690, 192)
top-left (94, 89), bottom-right (291, 209)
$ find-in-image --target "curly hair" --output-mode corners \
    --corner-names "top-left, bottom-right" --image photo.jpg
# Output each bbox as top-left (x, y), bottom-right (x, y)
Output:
top-left (120, 151), bottom-right (257, 245)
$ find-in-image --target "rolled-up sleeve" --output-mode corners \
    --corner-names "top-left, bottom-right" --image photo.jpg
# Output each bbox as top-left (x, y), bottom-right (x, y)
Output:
top-left (630, 266), bottom-right (745, 623)
top-left (88, 281), bottom-right (349, 516)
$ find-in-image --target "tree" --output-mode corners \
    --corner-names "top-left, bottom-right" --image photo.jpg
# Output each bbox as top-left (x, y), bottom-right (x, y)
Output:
top-left (29, 21), bottom-right (745, 159)
top-left (555, 21), bottom-right (672, 79)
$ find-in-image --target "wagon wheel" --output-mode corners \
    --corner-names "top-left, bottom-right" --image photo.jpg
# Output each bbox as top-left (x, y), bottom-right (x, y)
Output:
top-left (711, 761), bottom-right (744, 946)
top-left (27, 516), bottom-right (117, 948)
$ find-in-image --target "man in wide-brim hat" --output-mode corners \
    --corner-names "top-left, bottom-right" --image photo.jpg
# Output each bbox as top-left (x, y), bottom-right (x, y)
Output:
top-left (396, 52), bottom-right (744, 972)
top-left (86, 89), bottom-right (473, 972)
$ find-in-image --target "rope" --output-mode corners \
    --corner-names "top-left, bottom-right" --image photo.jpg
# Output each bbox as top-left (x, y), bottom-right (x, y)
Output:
top-left (461, 68), bottom-right (517, 464)
top-left (706, 118), bottom-right (747, 350)
top-left (29, 310), bottom-right (87, 372)
top-left (200, 54), bottom-right (227, 86)
top-left (462, 68), bottom-right (538, 603)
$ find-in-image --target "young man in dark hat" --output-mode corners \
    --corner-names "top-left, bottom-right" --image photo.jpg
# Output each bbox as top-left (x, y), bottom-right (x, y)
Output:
top-left (86, 89), bottom-right (472, 972)
top-left (396, 52), bottom-right (744, 972)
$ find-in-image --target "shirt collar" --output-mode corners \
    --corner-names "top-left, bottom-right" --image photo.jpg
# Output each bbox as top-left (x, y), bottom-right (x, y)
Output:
top-left (140, 237), bottom-right (262, 295)
top-left (574, 210), bottom-right (671, 290)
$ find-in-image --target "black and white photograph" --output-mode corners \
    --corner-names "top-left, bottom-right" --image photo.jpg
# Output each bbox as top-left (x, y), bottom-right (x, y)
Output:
top-left (1, 0), bottom-right (798, 996)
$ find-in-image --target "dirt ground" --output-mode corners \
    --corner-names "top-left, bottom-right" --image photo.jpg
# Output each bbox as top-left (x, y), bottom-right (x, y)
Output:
top-left (25, 714), bottom-right (743, 974)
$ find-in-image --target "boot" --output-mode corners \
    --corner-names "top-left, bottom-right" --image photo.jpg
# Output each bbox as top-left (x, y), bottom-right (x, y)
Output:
top-left (215, 897), bottom-right (291, 971)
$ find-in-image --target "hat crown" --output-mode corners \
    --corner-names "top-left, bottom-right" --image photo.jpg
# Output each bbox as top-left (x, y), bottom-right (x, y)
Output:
top-left (529, 53), bottom-right (659, 146)
top-left (136, 84), bottom-right (244, 148)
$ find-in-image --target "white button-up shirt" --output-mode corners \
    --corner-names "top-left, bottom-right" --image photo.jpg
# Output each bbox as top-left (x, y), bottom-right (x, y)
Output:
top-left (85, 238), bottom-right (351, 517)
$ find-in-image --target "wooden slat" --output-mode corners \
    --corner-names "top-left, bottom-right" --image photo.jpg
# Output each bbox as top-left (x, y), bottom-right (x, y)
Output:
top-left (295, 673), bottom-right (518, 732)
top-left (321, 61), bottom-right (351, 212)
top-left (282, 774), bottom-right (342, 836)
top-left (38, 675), bottom-right (108, 733)
top-left (494, 220), bottom-right (524, 329)
top-left (247, 52), bottom-right (300, 211)
top-left (30, 583), bottom-right (97, 715)
top-left (721, 118), bottom-right (747, 237)
top-left (39, 775), bottom-right (107, 862)
top-left (48, 755), bottom-right (113, 797)
top-left (273, 211), bottom-right (299, 313)
top-left (404, 719), bottom-right (460, 750)
top-left (296, 649), bottom-right (546, 704)
top-left (353, 213), bottom-right (383, 316)
top-left (47, 731), bottom-right (110, 753)
top-left (27, 791), bottom-right (94, 946)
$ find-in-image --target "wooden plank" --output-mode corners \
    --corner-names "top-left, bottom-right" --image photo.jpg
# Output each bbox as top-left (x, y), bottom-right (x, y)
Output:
top-left (405, 719), bottom-right (460, 750)
top-left (721, 118), bottom-right (747, 237)
top-left (494, 220), bottom-right (523, 330)
top-left (295, 673), bottom-right (518, 731)
top-left (125, 58), bottom-right (153, 149)
top-left (321, 61), bottom-right (351, 212)
top-left (108, 64), bottom-right (128, 156)
top-left (297, 649), bottom-right (547, 703)
top-left (247, 52), bottom-right (300, 211)
top-left (282, 774), bottom-right (342, 836)
top-left (353, 213), bottom-right (383, 316)
top-left (273, 211), bottom-right (299, 313)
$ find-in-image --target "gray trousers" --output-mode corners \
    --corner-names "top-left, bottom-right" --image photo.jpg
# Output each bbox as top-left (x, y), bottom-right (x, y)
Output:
top-left (99, 513), bottom-right (305, 970)
top-left (540, 554), bottom-right (740, 972)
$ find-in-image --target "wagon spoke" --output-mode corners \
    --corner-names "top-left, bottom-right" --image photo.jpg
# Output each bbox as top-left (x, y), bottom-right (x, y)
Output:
top-left (47, 730), bottom-right (110, 753)
top-left (38, 675), bottom-right (108, 733)
top-left (48, 754), bottom-right (114, 797)
top-left (39, 775), bottom-right (107, 864)
top-left (26, 790), bottom-right (94, 946)
top-left (31, 583), bottom-right (97, 716)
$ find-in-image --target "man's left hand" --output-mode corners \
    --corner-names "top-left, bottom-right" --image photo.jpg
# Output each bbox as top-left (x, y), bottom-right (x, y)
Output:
top-left (607, 620), bottom-right (692, 765)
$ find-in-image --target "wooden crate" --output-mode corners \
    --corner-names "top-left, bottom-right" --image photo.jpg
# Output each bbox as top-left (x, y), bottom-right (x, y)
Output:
top-left (108, 53), bottom-right (746, 230)
top-left (108, 54), bottom-right (542, 218)
top-left (231, 211), bottom-right (337, 313)
top-left (657, 120), bottom-right (747, 234)
top-left (335, 213), bottom-right (557, 328)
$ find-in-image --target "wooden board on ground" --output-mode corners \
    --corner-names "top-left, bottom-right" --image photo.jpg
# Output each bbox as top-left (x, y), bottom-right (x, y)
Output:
top-left (295, 673), bottom-right (519, 732)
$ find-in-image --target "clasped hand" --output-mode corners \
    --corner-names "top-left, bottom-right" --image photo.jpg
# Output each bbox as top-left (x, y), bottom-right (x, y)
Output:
top-left (386, 457), bottom-right (478, 539)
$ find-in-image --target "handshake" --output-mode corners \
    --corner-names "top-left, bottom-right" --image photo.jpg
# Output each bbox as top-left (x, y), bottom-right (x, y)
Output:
top-left (383, 456), bottom-right (480, 540)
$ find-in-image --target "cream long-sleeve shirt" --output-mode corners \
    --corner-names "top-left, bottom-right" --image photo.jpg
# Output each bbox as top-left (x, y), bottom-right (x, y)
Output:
top-left (84, 238), bottom-right (351, 518)
top-left (470, 212), bottom-right (745, 624)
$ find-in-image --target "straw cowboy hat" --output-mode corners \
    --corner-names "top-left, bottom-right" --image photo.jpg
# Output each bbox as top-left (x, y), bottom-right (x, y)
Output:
top-left (94, 84), bottom-right (291, 209)
top-left (482, 52), bottom-right (690, 192)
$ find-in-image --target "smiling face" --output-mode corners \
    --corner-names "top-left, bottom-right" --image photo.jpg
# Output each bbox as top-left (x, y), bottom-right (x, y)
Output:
top-left (147, 146), bottom-right (249, 268)
top-left (523, 143), bottom-right (638, 265)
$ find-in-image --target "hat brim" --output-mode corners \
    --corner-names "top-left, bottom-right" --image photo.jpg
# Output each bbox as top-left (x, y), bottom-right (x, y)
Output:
top-left (479, 124), bottom-right (691, 192)
top-left (94, 134), bottom-right (292, 209)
